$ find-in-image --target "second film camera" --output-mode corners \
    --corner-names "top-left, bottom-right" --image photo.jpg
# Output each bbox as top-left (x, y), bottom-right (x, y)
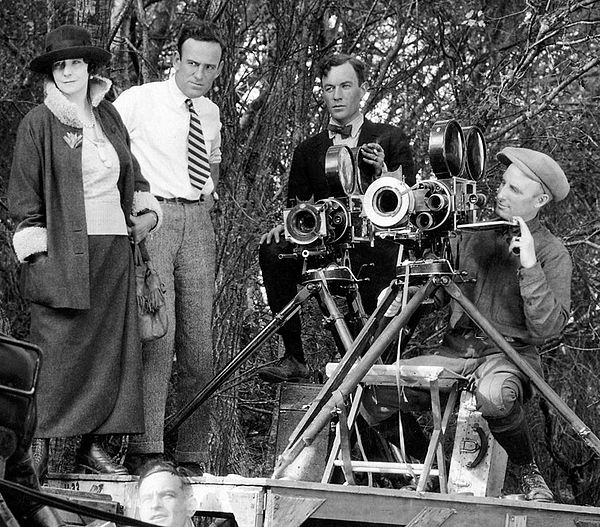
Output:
top-left (363, 120), bottom-right (488, 237)
top-left (283, 119), bottom-right (491, 255)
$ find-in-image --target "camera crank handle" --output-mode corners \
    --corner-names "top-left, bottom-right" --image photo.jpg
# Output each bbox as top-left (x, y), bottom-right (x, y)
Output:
top-left (455, 271), bottom-right (475, 284)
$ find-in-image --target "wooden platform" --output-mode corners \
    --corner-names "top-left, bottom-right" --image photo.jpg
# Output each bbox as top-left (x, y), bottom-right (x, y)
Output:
top-left (46, 473), bottom-right (600, 527)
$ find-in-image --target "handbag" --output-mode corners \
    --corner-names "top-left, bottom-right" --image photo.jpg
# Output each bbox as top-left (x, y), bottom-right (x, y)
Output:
top-left (133, 240), bottom-right (168, 342)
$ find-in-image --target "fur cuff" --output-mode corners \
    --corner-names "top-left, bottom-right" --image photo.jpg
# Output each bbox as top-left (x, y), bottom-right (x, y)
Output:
top-left (133, 191), bottom-right (163, 231)
top-left (12, 226), bottom-right (47, 263)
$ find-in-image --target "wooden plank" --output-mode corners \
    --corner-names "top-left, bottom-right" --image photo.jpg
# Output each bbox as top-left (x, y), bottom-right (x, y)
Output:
top-left (406, 507), bottom-right (455, 527)
top-left (332, 460), bottom-right (440, 475)
top-left (505, 514), bottom-right (527, 526)
top-left (43, 486), bottom-right (115, 503)
top-left (448, 391), bottom-right (508, 497)
top-left (46, 474), bottom-right (138, 516)
top-left (274, 383), bottom-right (330, 481)
top-left (42, 486), bottom-right (121, 526)
top-left (44, 474), bottom-right (600, 527)
top-left (264, 492), bottom-right (325, 527)
top-left (193, 484), bottom-right (265, 527)
top-left (263, 478), bottom-right (600, 527)
top-left (325, 363), bottom-right (468, 389)
top-left (47, 474), bottom-right (265, 527)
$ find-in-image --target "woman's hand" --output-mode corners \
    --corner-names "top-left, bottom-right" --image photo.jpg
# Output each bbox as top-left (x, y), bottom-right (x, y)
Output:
top-left (129, 212), bottom-right (158, 244)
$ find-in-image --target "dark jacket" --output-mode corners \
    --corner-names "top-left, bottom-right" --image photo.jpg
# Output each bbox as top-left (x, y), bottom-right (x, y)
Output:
top-left (286, 118), bottom-right (415, 206)
top-left (8, 77), bottom-right (161, 310)
top-left (451, 217), bottom-right (572, 347)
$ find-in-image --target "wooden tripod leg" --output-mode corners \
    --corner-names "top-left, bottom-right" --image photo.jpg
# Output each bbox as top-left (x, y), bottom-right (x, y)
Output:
top-left (322, 385), bottom-right (364, 483)
top-left (273, 279), bottom-right (437, 479)
top-left (443, 279), bottom-right (600, 457)
top-left (285, 282), bottom-right (402, 450)
top-left (315, 276), bottom-right (355, 353)
top-left (165, 285), bottom-right (314, 434)
top-left (336, 394), bottom-right (356, 485)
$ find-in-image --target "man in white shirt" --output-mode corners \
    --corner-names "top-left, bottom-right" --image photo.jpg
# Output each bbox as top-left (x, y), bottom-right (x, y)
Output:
top-left (114, 20), bottom-right (223, 474)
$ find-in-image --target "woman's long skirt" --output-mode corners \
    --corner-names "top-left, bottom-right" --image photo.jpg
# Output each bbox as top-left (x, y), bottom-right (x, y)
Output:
top-left (30, 235), bottom-right (144, 437)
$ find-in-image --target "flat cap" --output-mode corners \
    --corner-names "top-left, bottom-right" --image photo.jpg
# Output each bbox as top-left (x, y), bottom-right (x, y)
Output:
top-left (497, 147), bottom-right (569, 202)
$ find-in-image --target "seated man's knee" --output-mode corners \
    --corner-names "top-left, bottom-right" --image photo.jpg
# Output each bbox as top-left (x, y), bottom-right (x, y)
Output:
top-left (476, 373), bottom-right (522, 419)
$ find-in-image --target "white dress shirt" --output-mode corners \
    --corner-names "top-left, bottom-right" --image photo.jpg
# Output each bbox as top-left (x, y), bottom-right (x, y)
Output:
top-left (114, 76), bottom-right (222, 200)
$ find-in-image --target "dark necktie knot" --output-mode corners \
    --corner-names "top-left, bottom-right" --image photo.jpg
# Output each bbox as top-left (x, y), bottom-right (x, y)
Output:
top-left (328, 123), bottom-right (353, 139)
top-left (185, 98), bottom-right (195, 111)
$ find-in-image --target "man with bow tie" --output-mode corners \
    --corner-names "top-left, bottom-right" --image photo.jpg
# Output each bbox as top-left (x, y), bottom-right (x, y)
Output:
top-left (257, 53), bottom-right (416, 383)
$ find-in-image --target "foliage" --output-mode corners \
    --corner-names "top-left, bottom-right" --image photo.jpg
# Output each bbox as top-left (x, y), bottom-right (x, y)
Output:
top-left (1, 0), bottom-right (599, 505)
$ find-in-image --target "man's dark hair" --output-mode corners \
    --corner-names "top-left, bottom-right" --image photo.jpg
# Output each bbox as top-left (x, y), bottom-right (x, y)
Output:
top-left (317, 53), bottom-right (366, 85)
top-left (177, 20), bottom-right (224, 57)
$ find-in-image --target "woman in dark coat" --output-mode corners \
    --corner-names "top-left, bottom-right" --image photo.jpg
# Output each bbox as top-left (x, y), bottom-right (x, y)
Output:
top-left (8, 25), bottom-right (162, 475)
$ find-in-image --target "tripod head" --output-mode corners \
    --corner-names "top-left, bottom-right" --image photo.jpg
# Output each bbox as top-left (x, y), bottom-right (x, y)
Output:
top-left (299, 245), bottom-right (365, 299)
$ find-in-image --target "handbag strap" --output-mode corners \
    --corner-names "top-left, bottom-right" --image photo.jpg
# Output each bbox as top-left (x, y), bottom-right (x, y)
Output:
top-left (133, 239), bottom-right (151, 264)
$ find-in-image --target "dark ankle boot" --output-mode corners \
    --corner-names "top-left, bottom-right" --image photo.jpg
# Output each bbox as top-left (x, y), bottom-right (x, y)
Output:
top-left (487, 402), bottom-right (535, 466)
top-left (257, 355), bottom-right (309, 383)
top-left (31, 438), bottom-right (49, 482)
top-left (76, 436), bottom-right (129, 475)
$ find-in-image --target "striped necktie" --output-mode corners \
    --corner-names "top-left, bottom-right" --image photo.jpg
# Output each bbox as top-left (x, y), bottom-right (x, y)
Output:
top-left (185, 98), bottom-right (211, 192)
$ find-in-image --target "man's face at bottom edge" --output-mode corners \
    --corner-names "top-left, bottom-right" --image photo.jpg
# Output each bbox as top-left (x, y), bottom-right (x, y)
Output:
top-left (138, 471), bottom-right (192, 527)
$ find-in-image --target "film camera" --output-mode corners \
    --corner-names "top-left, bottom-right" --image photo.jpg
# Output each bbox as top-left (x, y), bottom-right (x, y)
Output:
top-left (283, 120), bottom-right (491, 255)
top-left (282, 144), bottom-right (373, 257)
top-left (362, 120), bottom-right (488, 238)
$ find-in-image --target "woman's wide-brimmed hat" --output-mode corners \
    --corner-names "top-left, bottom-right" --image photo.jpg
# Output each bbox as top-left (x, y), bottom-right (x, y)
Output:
top-left (30, 25), bottom-right (112, 74)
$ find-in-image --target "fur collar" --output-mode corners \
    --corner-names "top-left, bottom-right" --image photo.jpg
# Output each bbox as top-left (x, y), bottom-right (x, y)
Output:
top-left (44, 75), bottom-right (112, 128)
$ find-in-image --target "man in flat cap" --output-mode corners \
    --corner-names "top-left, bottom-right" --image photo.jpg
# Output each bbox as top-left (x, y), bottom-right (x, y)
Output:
top-left (362, 147), bottom-right (571, 501)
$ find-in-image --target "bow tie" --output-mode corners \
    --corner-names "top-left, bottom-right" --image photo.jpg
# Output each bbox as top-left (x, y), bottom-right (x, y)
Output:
top-left (328, 123), bottom-right (353, 139)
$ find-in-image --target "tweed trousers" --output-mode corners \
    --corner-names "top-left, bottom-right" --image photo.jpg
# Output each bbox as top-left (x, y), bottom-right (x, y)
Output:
top-left (128, 200), bottom-right (215, 464)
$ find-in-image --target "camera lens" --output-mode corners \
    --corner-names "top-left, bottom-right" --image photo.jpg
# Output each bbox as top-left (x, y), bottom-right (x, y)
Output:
top-left (463, 126), bottom-right (486, 181)
top-left (415, 212), bottom-right (435, 229)
top-left (294, 210), bottom-right (317, 233)
top-left (375, 188), bottom-right (399, 215)
top-left (426, 193), bottom-right (448, 211)
top-left (285, 203), bottom-right (323, 245)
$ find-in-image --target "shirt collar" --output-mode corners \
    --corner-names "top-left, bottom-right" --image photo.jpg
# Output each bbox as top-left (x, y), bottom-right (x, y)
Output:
top-left (526, 216), bottom-right (542, 233)
top-left (328, 113), bottom-right (364, 139)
